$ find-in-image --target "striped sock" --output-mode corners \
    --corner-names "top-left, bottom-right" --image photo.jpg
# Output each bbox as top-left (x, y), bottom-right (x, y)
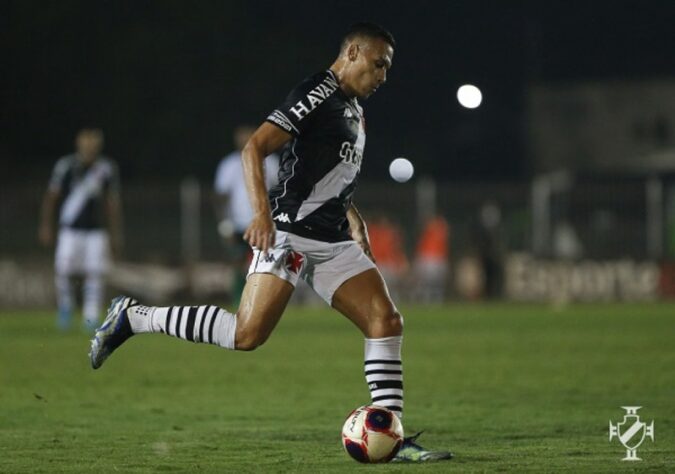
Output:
top-left (364, 336), bottom-right (403, 418)
top-left (127, 305), bottom-right (237, 350)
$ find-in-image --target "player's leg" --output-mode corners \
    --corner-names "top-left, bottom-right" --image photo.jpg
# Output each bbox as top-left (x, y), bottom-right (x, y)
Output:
top-left (306, 241), bottom-right (404, 416)
top-left (90, 232), bottom-right (304, 368)
top-left (321, 245), bottom-right (452, 461)
top-left (234, 273), bottom-right (294, 349)
top-left (330, 268), bottom-right (404, 417)
top-left (82, 273), bottom-right (104, 330)
top-left (89, 273), bottom-right (294, 368)
top-left (54, 272), bottom-right (75, 330)
top-left (82, 230), bottom-right (110, 330)
top-left (54, 228), bottom-right (77, 330)
top-left (128, 272), bottom-right (293, 349)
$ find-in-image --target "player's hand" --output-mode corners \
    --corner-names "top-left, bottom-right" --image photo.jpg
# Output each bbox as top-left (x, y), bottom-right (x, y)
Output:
top-left (244, 212), bottom-right (276, 254)
top-left (38, 224), bottom-right (54, 247)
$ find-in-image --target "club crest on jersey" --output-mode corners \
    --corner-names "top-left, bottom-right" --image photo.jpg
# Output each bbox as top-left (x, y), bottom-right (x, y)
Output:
top-left (289, 74), bottom-right (339, 121)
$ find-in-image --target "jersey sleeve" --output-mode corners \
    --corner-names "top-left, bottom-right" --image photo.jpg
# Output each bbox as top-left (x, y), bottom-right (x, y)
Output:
top-left (265, 72), bottom-right (337, 137)
top-left (48, 157), bottom-right (70, 192)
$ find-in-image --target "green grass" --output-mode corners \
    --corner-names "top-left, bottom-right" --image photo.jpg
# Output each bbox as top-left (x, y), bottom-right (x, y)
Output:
top-left (1, 303), bottom-right (674, 473)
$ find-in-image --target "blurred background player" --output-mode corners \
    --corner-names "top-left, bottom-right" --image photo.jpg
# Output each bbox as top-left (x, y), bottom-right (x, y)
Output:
top-left (39, 128), bottom-right (122, 330)
top-left (412, 213), bottom-right (450, 302)
top-left (471, 201), bottom-right (504, 299)
top-left (366, 214), bottom-right (409, 300)
top-left (214, 125), bottom-right (279, 304)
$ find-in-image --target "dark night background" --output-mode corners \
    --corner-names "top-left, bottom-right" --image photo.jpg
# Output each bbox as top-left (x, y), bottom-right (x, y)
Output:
top-left (2, 0), bottom-right (674, 183)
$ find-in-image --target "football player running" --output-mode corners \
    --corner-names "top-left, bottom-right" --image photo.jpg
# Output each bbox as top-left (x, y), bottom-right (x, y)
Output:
top-left (90, 22), bottom-right (451, 463)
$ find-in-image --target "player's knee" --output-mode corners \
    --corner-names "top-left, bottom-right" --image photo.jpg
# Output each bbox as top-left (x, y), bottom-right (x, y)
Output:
top-left (234, 324), bottom-right (270, 351)
top-left (383, 310), bottom-right (404, 335)
top-left (235, 330), bottom-right (268, 351)
top-left (370, 301), bottom-right (403, 337)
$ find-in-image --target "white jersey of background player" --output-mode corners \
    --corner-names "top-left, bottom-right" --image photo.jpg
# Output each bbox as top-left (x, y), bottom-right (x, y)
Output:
top-left (214, 125), bottom-right (279, 238)
top-left (39, 128), bottom-right (122, 330)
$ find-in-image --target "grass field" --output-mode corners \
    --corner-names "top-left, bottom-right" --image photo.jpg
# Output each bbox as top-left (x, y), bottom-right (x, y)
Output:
top-left (1, 303), bottom-right (674, 473)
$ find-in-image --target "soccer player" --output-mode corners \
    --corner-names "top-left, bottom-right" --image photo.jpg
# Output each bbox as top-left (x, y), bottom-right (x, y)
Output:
top-left (90, 23), bottom-right (451, 462)
top-left (39, 127), bottom-right (122, 330)
top-left (214, 125), bottom-right (279, 304)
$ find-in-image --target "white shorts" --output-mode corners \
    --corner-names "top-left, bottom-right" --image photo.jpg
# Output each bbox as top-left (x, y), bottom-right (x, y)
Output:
top-left (55, 228), bottom-right (111, 276)
top-left (248, 230), bottom-right (376, 304)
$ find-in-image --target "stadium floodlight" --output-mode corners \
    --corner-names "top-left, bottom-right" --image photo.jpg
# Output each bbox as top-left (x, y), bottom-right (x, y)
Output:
top-left (457, 84), bottom-right (482, 109)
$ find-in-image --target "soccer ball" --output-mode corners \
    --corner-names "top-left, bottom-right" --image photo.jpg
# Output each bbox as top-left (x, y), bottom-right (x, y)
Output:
top-left (341, 405), bottom-right (404, 463)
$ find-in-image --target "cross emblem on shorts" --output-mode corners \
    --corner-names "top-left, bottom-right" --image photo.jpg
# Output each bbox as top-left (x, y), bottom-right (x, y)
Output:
top-left (285, 251), bottom-right (304, 274)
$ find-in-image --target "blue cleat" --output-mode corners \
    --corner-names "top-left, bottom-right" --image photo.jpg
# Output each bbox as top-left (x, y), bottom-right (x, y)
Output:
top-left (89, 296), bottom-right (138, 369)
top-left (392, 431), bottom-right (453, 463)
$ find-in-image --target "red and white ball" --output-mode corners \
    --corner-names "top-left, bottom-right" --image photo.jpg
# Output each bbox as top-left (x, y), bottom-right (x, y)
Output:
top-left (341, 405), bottom-right (404, 463)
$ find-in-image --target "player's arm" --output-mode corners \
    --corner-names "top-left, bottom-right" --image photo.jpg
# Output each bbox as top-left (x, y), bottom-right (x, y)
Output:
top-left (347, 203), bottom-right (375, 262)
top-left (242, 122), bottom-right (292, 252)
top-left (38, 189), bottom-right (60, 246)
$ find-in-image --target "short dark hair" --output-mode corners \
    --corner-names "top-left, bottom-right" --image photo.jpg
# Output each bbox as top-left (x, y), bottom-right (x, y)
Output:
top-left (341, 22), bottom-right (395, 51)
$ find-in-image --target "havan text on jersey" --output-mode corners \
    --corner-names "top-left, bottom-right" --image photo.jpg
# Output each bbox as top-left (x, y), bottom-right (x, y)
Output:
top-left (288, 74), bottom-right (339, 121)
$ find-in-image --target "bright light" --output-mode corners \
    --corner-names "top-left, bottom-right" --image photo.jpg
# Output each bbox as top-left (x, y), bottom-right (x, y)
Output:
top-left (389, 158), bottom-right (414, 183)
top-left (457, 84), bottom-right (482, 109)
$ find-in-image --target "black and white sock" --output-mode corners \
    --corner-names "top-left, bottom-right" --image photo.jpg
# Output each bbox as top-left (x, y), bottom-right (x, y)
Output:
top-left (364, 336), bottom-right (403, 418)
top-left (127, 305), bottom-right (237, 350)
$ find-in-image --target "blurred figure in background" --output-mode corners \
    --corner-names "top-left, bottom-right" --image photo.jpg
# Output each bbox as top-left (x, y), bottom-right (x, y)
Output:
top-left (39, 128), bottom-right (122, 330)
top-left (472, 201), bottom-right (504, 299)
top-left (366, 214), bottom-right (409, 299)
top-left (214, 125), bottom-right (279, 304)
top-left (552, 219), bottom-right (583, 259)
top-left (413, 213), bottom-right (450, 302)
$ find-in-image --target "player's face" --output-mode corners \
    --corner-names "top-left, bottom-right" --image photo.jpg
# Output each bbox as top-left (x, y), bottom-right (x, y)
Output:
top-left (76, 130), bottom-right (104, 163)
top-left (348, 38), bottom-right (393, 99)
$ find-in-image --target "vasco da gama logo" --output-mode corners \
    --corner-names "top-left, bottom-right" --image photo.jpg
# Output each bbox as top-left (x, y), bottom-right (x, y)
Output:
top-left (609, 406), bottom-right (654, 461)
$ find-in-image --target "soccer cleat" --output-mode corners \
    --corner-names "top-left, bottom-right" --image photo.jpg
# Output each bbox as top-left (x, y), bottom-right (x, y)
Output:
top-left (89, 296), bottom-right (138, 369)
top-left (391, 431), bottom-right (453, 463)
top-left (82, 318), bottom-right (100, 333)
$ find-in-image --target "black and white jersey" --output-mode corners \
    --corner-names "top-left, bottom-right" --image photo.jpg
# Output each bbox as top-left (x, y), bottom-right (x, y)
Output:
top-left (48, 154), bottom-right (120, 230)
top-left (266, 70), bottom-right (366, 243)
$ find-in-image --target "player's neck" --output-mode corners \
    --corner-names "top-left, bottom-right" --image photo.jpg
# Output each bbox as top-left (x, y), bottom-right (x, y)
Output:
top-left (77, 153), bottom-right (98, 166)
top-left (329, 62), bottom-right (357, 98)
